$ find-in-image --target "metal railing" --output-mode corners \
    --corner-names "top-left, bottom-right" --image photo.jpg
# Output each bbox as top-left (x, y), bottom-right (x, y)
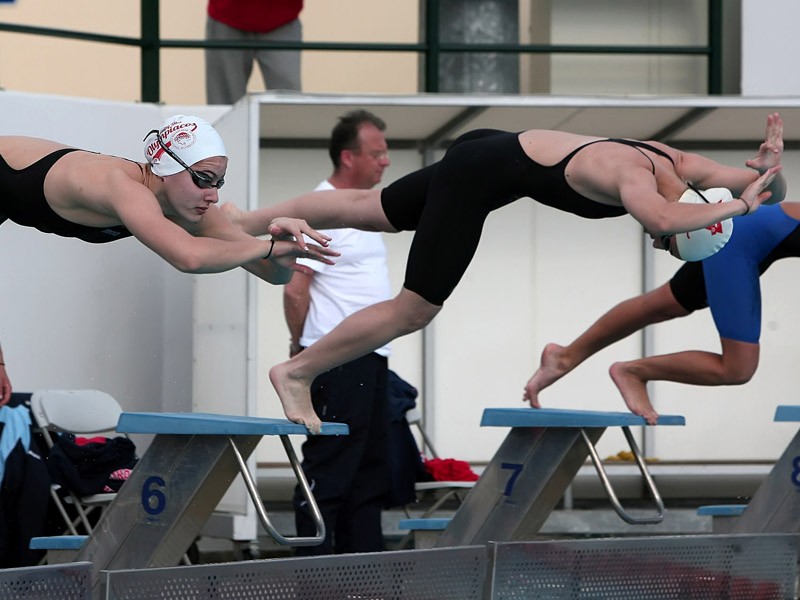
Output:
top-left (0, 0), bottom-right (723, 103)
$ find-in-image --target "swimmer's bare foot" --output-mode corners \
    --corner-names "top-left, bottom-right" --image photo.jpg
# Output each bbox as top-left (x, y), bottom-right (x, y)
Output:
top-left (608, 362), bottom-right (659, 425)
top-left (524, 343), bottom-right (571, 408)
top-left (269, 362), bottom-right (322, 434)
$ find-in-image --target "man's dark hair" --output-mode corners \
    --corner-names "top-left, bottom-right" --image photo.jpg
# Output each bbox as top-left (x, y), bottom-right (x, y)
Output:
top-left (329, 109), bottom-right (386, 169)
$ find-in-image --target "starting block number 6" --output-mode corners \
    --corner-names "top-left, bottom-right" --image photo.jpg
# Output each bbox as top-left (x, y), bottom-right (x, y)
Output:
top-left (501, 462), bottom-right (524, 496)
top-left (142, 475), bottom-right (167, 515)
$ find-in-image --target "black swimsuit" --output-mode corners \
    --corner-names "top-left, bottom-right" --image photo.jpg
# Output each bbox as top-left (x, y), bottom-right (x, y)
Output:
top-left (0, 148), bottom-right (131, 243)
top-left (380, 129), bottom-right (671, 305)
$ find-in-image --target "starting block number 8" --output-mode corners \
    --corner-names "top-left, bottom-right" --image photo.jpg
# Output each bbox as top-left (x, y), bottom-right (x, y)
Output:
top-left (791, 457), bottom-right (800, 488)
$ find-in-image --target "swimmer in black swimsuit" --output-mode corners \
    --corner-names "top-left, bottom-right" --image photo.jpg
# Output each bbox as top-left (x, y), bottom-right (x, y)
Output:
top-left (528, 201), bottom-right (800, 424)
top-left (0, 114), bottom-right (336, 285)
top-left (226, 114), bottom-right (786, 432)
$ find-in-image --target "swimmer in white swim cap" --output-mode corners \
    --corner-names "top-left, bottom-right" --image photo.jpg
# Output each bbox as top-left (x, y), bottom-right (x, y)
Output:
top-left (0, 116), bottom-right (337, 292)
top-left (658, 186), bottom-right (735, 262)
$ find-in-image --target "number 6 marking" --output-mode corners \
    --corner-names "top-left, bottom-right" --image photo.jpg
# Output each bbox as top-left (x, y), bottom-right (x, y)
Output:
top-left (501, 462), bottom-right (523, 497)
top-left (142, 475), bottom-right (167, 515)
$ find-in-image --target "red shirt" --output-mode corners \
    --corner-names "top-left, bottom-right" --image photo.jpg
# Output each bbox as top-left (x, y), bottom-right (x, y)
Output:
top-left (208, 0), bottom-right (303, 33)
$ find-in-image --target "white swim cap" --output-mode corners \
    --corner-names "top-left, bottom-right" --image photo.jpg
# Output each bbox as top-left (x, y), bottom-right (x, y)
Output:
top-left (672, 187), bottom-right (734, 262)
top-left (143, 115), bottom-right (227, 177)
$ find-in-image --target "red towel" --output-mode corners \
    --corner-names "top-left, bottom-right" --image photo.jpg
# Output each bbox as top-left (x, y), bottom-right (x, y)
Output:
top-left (423, 457), bottom-right (479, 482)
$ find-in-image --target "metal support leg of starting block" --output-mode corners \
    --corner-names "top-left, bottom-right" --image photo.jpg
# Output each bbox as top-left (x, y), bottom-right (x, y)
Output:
top-left (732, 406), bottom-right (800, 534)
top-left (435, 408), bottom-right (683, 548)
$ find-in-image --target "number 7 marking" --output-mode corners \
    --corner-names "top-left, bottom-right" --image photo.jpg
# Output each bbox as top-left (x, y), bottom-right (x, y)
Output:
top-left (501, 462), bottom-right (523, 497)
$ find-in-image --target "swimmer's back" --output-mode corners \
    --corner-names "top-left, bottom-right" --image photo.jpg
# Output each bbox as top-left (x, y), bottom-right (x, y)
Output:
top-left (0, 136), bottom-right (72, 170)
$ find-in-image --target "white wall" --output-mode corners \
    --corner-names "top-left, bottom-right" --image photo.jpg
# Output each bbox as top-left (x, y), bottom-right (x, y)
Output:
top-left (741, 0), bottom-right (800, 95)
top-left (550, 0), bottom-right (709, 95)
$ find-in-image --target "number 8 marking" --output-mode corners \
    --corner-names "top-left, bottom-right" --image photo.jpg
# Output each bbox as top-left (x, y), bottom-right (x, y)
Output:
top-left (791, 456), bottom-right (800, 488)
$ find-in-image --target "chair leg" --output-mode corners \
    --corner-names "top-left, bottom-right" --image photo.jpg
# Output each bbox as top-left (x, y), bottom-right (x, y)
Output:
top-left (69, 493), bottom-right (96, 534)
top-left (51, 488), bottom-right (79, 536)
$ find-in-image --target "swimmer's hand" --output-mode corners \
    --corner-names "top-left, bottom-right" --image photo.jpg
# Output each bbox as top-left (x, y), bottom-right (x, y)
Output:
top-left (267, 237), bottom-right (340, 272)
top-left (739, 165), bottom-right (782, 214)
top-left (746, 112), bottom-right (783, 173)
top-left (268, 217), bottom-right (332, 251)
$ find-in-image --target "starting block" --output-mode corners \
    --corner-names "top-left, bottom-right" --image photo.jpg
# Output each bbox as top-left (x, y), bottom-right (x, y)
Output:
top-left (71, 412), bottom-right (347, 590)
top-left (435, 407), bottom-right (684, 547)
top-left (729, 405), bottom-right (800, 535)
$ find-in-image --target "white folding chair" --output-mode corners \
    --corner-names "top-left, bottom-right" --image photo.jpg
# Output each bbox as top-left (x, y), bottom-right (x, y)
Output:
top-left (404, 407), bottom-right (475, 518)
top-left (30, 389), bottom-right (123, 536)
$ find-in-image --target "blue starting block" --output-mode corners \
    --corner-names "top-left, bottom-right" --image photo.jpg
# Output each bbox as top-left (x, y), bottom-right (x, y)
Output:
top-left (697, 504), bottom-right (748, 534)
top-left (435, 407), bottom-right (684, 548)
top-left (70, 412), bottom-right (347, 589)
top-left (725, 405), bottom-right (800, 535)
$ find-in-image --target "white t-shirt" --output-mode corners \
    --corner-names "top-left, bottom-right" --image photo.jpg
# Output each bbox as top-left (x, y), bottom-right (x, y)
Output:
top-left (297, 180), bottom-right (392, 357)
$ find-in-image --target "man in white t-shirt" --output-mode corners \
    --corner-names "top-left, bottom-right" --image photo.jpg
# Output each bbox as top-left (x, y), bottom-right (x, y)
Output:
top-left (288, 110), bottom-right (392, 555)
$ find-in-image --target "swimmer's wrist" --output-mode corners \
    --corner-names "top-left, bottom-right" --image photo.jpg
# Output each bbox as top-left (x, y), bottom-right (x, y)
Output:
top-left (739, 198), bottom-right (750, 216)
top-left (263, 238), bottom-right (275, 260)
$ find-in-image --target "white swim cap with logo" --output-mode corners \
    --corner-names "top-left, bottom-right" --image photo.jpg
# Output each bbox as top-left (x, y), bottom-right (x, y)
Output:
top-left (672, 187), bottom-right (734, 262)
top-left (143, 115), bottom-right (227, 177)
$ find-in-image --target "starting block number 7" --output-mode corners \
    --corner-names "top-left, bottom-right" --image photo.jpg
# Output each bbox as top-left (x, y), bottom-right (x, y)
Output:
top-left (501, 462), bottom-right (524, 496)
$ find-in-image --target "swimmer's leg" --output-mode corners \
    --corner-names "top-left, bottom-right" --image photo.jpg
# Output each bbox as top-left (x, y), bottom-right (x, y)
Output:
top-left (270, 287), bottom-right (440, 434)
top-left (609, 337), bottom-right (759, 424)
top-left (525, 283), bottom-right (688, 407)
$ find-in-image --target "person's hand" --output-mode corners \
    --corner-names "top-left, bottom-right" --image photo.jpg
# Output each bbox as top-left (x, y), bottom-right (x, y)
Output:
top-left (739, 165), bottom-right (782, 214)
top-left (0, 365), bottom-right (11, 407)
top-left (268, 218), bottom-right (331, 250)
top-left (745, 113), bottom-right (784, 173)
top-left (267, 238), bottom-right (340, 272)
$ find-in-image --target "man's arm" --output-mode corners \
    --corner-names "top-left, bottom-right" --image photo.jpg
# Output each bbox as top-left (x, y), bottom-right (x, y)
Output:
top-left (284, 270), bottom-right (313, 357)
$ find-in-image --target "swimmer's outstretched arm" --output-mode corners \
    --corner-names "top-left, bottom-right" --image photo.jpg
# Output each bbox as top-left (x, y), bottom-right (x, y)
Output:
top-left (196, 208), bottom-right (339, 284)
top-left (224, 188), bottom-right (395, 237)
top-left (679, 113), bottom-right (786, 205)
top-left (621, 165), bottom-right (781, 236)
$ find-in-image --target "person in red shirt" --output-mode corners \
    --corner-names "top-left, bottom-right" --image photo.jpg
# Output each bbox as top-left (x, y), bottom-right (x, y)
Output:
top-left (205, 0), bottom-right (303, 104)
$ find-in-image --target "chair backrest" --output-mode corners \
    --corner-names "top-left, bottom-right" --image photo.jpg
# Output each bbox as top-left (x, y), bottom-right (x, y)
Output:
top-left (30, 389), bottom-right (123, 447)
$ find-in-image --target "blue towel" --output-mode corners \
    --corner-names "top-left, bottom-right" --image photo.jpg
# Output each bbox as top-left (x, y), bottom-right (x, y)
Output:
top-left (0, 405), bottom-right (31, 485)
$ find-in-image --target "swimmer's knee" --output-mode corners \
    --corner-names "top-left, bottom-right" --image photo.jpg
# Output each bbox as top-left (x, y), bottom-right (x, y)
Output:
top-left (395, 304), bottom-right (439, 334)
top-left (721, 359), bottom-right (757, 385)
top-left (394, 291), bottom-right (441, 334)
